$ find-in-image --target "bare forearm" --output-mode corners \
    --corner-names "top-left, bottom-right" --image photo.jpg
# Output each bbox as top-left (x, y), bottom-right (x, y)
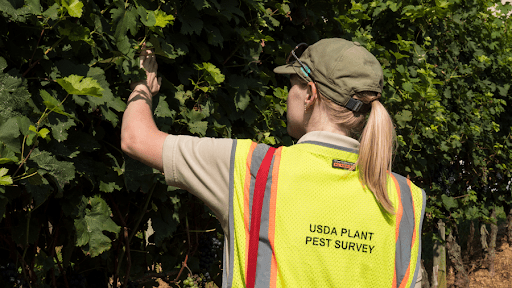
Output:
top-left (121, 85), bottom-right (167, 171)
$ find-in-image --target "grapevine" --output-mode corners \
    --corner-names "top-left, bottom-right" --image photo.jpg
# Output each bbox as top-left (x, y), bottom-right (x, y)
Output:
top-left (0, 263), bottom-right (27, 288)
top-left (0, 0), bottom-right (510, 287)
top-left (182, 274), bottom-right (202, 288)
top-left (198, 234), bottom-right (222, 273)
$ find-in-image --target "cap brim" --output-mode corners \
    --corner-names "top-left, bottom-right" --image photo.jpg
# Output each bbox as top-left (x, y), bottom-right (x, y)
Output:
top-left (273, 63), bottom-right (297, 74)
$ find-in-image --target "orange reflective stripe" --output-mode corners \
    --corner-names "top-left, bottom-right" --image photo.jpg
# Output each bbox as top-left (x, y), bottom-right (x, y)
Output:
top-left (398, 265), bottom-right (411, 288)
top-left (396, 179), bottom-right (418, 288)
top-left (389, 173), bottom-right (403, 288)
top-left (268, 147), bottom-right (282, 288)
top-left (407, 179), bottom-right (417, 247)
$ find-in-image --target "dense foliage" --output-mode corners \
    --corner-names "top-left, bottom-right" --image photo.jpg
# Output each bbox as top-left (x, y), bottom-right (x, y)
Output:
top-left (0, 0), bottom-right (511, 287)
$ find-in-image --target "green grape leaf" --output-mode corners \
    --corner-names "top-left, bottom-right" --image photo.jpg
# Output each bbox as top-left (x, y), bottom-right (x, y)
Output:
top-left (188, 120), bottom-right (208, 136)
top-left (150, 208), bottom-right (178, 246)
top-left (61, 0), bottom-right (84, 18)
top-left (110, 6), bottom-right (138, 40)
top-left (38, 128), bottom-right (51, 141)
top-left (179, 5), bottom-right (203, 35)
top-left (87, 67), bottom-right (125, 112)
top-left (74, 196), bottom-right (120, 257)
top-left (97, 167), bottom-right (123, 193)
top-left (0, 144), bottom-right (18, 164)
top-left (0, 118), bottom-right (21, 153)
top-left (204, 24), bottom-right (223, 47)
top-left (99, 180), bottom-right (121, 193)
top-left (47, 116), bottom-right (76, 142)
top-left (0, 168), bottom-right (12, 186)
top-left (55, 75), bottom-right (104, 97)
top-left (24, 0), bottom-right (42, 14)
top-left (154, 9), bottom-right (175, 28)
top-left (441, 194), bottom-right (458, 211)
top-left (228, 75), bottom-right (254, 111)
top-left (0, 63), bottom-right (31, 123)
top-left (154, 96), bottom-right (176, 118)
top-left (465, 206), bottom-right (480, 220)
top-left (58, 22), bottom-right (91, 43)
top-left (116, 35), bottom-right (131, 55)
top-left (0, 0), bottom-right (33, 22)
top-left (273, 87), bottom-right (288, 100)
top-left (395, 110), bottom-right (413, 128)
top-left (29, 148), bottom-right (75, 190)
top-left (42, 2), bottom-right (59, 19)
top-left (402, 82), bottom-right (415, 93)
top-left (40, 90), bottom-right (76, 119)
top-left (138, 6), bottom-right (156, 27)
top-left (219, 0), bottom-right (244, 23)
top-left (195, 62), bottom-right (225, 85)
top-left (100, 106), bottom-right (119, 127)
top-left (235, 90), bottom-right (251, 111)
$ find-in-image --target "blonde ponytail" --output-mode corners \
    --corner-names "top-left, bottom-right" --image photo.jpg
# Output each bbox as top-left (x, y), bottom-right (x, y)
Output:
top-left (357, 100), bottom-right (396, 214)
top-left (321, 93), bottom-right (396, 214)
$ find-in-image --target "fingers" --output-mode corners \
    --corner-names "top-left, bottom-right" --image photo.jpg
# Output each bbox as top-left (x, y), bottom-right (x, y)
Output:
top-left (134, 44), bottom-right (161, 95)
top-left (145, 61), bottom-right (158, 79)
top-left (142, 54), bottom-right (158, 74)
top-left (139, 43), bottom-right (156, 68)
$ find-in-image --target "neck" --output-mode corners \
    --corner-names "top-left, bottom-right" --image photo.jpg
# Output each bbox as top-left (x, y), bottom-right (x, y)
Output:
top-left (304, 102), bottom-right (350, 137)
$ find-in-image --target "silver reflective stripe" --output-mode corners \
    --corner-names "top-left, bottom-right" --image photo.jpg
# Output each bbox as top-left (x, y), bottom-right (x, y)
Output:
top-left (226, 139), bottom-right (238, 288)
top-left (410, 189), bottom-right (427, 286)
top-left (254, 158), bottom-right (275, 288)
top-left (226, 142), bottom-right (272, 288)
top-left (248, 144), bottom-right (272, 227)
top-left (393, 173), bottom-right (415, 287)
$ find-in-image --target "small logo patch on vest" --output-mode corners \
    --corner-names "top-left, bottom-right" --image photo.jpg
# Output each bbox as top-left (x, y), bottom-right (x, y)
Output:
top-left (332, 159), bottom-right (354, 170)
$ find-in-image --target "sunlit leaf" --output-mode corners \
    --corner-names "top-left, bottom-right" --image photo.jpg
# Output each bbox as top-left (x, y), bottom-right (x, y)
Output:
top-left (62, 0), bottom-right (84, 18)
top-left (55, 75), bottom-right (103, 97)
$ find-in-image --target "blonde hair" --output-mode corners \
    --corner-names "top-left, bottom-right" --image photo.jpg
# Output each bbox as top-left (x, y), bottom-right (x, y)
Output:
top-left (321, 92), bottom-right (397, 214)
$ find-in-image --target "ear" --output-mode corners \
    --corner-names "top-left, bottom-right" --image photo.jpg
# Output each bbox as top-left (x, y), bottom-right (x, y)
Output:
top-left (305, 82), bottom-right (318, 105)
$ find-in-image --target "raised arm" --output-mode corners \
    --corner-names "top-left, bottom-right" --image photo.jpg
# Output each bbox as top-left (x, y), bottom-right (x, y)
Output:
top-left (121, 48), bottom-right (168, 171)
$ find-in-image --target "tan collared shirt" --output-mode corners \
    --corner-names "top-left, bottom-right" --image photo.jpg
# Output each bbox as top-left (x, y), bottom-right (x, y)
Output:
top-left (162, 131), bottom-right (422, 287)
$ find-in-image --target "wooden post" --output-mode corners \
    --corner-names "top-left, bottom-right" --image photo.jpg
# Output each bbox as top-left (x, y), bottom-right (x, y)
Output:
top-left (432, 220), bottom-right (446, 288)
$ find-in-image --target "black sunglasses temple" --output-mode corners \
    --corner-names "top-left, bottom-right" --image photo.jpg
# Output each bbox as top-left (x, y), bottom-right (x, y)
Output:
top-left (288, 43), bottom-right (312, 79)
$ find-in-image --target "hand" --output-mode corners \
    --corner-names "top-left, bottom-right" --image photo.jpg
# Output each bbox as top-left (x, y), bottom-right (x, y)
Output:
top-left (130, 45), bottom-right (162, 97)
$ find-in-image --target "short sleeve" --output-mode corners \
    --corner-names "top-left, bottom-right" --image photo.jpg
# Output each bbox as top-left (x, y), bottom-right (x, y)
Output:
top-left (162, 134), bottom-right (234, 233)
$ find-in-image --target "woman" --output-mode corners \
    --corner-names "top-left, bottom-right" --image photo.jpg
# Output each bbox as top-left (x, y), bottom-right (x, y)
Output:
top-left (121, 38), bottom-right (426, 288)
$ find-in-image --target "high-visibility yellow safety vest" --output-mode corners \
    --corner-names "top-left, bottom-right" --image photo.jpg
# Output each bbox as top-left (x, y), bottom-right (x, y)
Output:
top-left (225, 140), bottom-right (426, 288)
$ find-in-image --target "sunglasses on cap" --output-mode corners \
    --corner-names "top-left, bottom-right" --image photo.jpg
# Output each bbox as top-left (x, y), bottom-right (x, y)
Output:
top-left (286, 43), bottom-right (313, 80)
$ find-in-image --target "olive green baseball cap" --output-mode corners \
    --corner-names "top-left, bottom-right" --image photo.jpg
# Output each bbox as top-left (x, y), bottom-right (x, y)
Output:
top-left (274, 38), bottom-right (384, 112)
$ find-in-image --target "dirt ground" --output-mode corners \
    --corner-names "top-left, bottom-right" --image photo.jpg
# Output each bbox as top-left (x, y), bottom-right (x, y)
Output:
top-left (153, 236), bottom-right (512, 288)
top-left (446, 234), bottom-right (512, 288)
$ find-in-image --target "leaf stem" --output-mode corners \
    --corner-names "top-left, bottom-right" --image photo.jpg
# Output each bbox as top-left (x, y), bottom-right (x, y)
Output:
top-left (187, 228), bottom-right (216, 233)
top-left (44, 38), bottom-right (64, 55)
top-left (12, 171), bottom-right (38, 182)
top-left (13, 140), bottom-right (38, 178)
